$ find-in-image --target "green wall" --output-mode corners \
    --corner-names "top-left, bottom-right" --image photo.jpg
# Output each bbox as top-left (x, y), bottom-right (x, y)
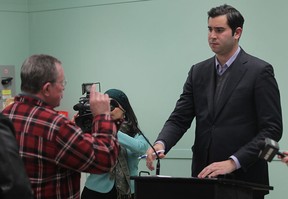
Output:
top-left (0, 0), bottom-right (29, 85)
top-left (1, 0), bottom-right (287, 198)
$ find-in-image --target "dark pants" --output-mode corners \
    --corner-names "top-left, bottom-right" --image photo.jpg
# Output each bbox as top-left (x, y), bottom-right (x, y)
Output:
top-left (81, 186), bottom-right (117, 199)
top-left (81, 186), bottom-right (134, 199)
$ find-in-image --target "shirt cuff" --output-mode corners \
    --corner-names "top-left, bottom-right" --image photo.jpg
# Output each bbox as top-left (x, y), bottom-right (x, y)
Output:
top-left (229, 155), bottom-right (241, 169)
top-left (154, 140), bottom-right (166, 151)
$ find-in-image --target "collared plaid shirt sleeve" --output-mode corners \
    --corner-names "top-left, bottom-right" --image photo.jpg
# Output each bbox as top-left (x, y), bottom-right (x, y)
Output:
top-left (56, 114), bottom-right (119, 173)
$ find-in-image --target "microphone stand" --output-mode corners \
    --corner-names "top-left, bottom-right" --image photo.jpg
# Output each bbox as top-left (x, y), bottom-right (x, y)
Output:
top-left (139, 131), bottom-right (161, 175)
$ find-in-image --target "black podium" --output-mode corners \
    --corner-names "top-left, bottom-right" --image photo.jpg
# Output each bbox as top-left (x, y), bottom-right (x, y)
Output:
top-left (131, 176), bottom-right (273, 199)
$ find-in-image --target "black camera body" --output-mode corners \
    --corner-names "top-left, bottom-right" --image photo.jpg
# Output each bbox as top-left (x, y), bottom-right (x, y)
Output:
top-left (73, 83), bottom-right (101, 132)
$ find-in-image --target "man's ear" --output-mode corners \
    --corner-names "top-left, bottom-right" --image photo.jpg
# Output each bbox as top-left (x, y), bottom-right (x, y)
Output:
top-left (234, 27), bottom-right (242, 40)
top-left (42, 82), bottom-right (52, 96)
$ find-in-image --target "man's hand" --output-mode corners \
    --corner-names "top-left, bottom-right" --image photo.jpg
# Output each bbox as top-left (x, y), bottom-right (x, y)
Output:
top-left (278, 151), bottom-right (288, 165)
top-left (89, 84), bottom-right (110, 116)
top-left (145, 143), bottom-right (165, 171)
top-left (198, 159), bottom-right (237, 178)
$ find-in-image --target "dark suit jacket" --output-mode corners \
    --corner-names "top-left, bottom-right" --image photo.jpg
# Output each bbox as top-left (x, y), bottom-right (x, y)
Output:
top-left (157, 49), bottom-right (282, 187)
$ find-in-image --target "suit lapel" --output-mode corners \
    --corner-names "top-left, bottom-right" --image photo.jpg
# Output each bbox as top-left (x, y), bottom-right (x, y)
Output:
top-left (207, 60), bottom-right (216, 119)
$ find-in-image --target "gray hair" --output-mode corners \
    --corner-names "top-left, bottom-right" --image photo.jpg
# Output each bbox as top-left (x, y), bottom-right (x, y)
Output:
top-left (21, 54), bottom-right (62, 93)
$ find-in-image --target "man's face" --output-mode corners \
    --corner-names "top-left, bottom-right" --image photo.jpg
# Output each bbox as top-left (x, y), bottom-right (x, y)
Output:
top-left (208, 15), bottom-right (241, 57)
top-left (47, 63), bottom-right (65, 108)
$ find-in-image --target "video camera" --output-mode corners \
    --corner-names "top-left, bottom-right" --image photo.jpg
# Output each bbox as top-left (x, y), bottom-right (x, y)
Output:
top-left (73, 82), bottom-right (101, 132)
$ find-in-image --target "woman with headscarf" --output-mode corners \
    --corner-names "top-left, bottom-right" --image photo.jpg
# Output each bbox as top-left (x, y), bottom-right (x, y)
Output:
top-left (81, 89), bottom-right (149, 199)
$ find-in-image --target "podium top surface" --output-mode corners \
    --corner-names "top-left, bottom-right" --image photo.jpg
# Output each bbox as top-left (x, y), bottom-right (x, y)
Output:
top-left (131, 176), bottom-right (273, 191)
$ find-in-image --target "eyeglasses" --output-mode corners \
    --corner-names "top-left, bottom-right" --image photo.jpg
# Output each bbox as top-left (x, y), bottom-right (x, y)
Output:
top-left (110, 99), bottom-right (125, 112)
top-left (56, 79), bottom-right (67, 87)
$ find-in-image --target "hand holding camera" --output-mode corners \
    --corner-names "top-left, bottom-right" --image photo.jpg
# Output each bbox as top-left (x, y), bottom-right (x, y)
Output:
top-left (73, 83), bottom-right (103, 132)
top-left (74, 83), bottom-right (124, 132)
top-left (89, 84), bottom-right (110, 117)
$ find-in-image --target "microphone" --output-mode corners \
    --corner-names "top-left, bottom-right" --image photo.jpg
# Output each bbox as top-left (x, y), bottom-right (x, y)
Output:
top-left (138, 131), bottom-right (161, 175)
top-left (258, 138), bottom-right (285, 162)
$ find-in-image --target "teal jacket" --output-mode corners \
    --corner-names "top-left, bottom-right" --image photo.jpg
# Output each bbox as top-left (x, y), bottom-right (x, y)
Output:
top-left (84, 131), bottom-right (149, 194)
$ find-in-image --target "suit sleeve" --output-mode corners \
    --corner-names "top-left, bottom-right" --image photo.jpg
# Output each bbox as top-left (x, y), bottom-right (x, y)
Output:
top-left (234, 64), bottom-right (282, 169)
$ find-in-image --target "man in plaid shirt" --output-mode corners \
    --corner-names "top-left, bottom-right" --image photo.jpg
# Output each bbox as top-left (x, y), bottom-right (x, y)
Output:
top-left (2, 54), bottom-right (120, 199)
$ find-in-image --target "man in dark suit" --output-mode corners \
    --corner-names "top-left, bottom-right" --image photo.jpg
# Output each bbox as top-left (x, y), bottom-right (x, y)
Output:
top-left (145, 4), bottom-right (282, 199)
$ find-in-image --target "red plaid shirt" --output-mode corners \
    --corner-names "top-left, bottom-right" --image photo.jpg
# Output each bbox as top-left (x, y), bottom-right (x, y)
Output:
top-left (2, 95), bottom-right (119, 199)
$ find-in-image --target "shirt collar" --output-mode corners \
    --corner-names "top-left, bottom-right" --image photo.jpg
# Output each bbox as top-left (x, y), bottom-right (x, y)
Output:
top-left (215, 46), bottom-right (241, 68)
